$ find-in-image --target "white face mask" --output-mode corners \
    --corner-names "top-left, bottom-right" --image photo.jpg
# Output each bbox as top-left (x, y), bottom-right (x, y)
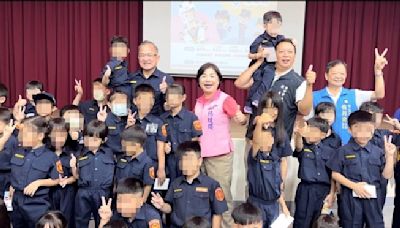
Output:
top-left (93, 90), bottom-right (105, 101)
top-left (67, 117), bottom-right (80, 129)
top-left (112, 103), bottom-right (128, 117)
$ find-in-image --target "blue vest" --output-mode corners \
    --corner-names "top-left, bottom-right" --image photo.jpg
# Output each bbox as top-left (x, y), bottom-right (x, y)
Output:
top-left (313, 87), bottom-right (357, 144)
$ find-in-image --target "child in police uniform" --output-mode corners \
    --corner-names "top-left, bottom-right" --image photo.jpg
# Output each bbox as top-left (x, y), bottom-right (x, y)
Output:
top-left (327, 110), bottom-right (396, 228)
top-left (150, 141), bottom-right (228, 228)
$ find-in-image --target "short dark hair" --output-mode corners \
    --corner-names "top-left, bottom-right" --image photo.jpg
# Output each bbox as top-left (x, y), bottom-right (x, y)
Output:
top-left (26, 80), bottom-right (44, 91)
top-left (83, 120), bottom-right (108, 140)
top-left (325, 59), bottom-right (347, 74)
top-left (103, 220), bottom-right (128, 228)
top-left (177, 141), bottom-right (201, 158)
top-left (183, 216), bottom-right (211, 228)
top-left (275, 38), bottom-right (296, 53)
top-left (109, 90), bottom-right (129, 103)
top-left (263, 10), bottom-right (282, 24)
top-left (306, 117), bottom-right (330, 134)
top-left (231, 202), bottom-right (263, 225)
top-left (315, 102), bottom-right (336, 116)
top-left (121, 125), bottom-right (147, 147)
top-left (116, 178), bottom-right (144, 195)
top-left (48, 117), bottom-right (69, 133)
top-left (23, 116), bottom-right (49, 135)
top-left (134, 84), bottom-right (155, 99)
top-left (166, 83), bottom-right (186, 96)
top-left (110, 35), bottom-right (129, 48)
top-left (0, 83), bottom-right (8, 99)
top-left (196, 62), bottom-right (223, 86)
top-left (359, 101), bottom-right (384, 114)
top-left (35, 211), bottom-right (67, 228)
top-left (0, 107), bottom-right (12, 124)
top-left (60, 104), bottom-right (80, 117)
top-left (348, 110), bottom-right (373, 127)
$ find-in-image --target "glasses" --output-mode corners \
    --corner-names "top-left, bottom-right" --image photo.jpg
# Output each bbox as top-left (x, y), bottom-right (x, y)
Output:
top-left (138, 53), bottom-right (157, 58)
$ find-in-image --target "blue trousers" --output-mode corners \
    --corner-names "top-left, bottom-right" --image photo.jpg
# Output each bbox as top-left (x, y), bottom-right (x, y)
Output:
top-left (11, 191), bottom-right (50, 228)
top-left (50, 185), bottom-right (77, 228)
top-left (75, 188), bottom-right (110, 228)
top-left (248, 196), bottom-right (279, 228)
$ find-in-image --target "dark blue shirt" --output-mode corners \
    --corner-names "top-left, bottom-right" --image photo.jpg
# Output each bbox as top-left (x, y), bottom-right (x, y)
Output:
top-left (24, 102), bottom-right (37, 118)
top-left (130, 68), bottom-right (174, 115)
top-left (0, 134), bottom-right (18, 171)
top-left (102, 58), bottom-right (130, 88)
top-left (247, 147), bottom-right (287, 202)
top-left (164, 173), bottom-right (228, 227)
top-left (248, 32), bottom-right (285, 66)
top-left (115, 152), bottom-right (155, 186)
top-left (105, 112), bottom-right (127, 155)
top-left (327, 138), bottom-right (386, 189)
top-left (10, 145), bottom-right (60, 195)
top-left (78, 100), bottom-right (108, 126)
top-left (294, 141), bottom-right (334, 185)
top-left (77, 147), bottom-right (115, 189)
top-left (321, 130), bottom-right (342, 150)
top-left (160, 107), bottom-right (202, 153)
top-left (109, 203), bottom-right (162, 228)
top-left (135, 114), bottom-right (166, 161)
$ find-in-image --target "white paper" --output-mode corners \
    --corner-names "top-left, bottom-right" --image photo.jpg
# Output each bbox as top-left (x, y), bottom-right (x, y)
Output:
top-left (265, 46), bottom-right (277, 62)
top-left (4, 191), bottom-right (13, 211)
top-left (352, 184), bottom-right (377, 198)
top-left (270, 213), bottom-right (294, 228)
top-left (153, 178), bottom-right (170, 190)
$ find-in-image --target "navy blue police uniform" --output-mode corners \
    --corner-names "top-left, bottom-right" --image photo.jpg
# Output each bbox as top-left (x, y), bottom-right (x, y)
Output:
top-left (115, 152), bottom-right (155, 188)
top-left (108, 203), bottom-right (162, 228)
top-left (10, 146), bottom-right (61, 228)
top-left (24, 102), bottom-right (37, 118)
top-left (0, 134), bottom-right (17, 199)
top-left (130, 69), bottom-right (174, 115)
top-left (78, 100), bottom-right (109, 126)
top-left (102, 58), bottom-right (133, 101)
top-left (293, 141), bottom-right (335, 228)
top-left (104, 111), bottom-right (127, 156)
top-left (327, 138), bottom-right (386, 228)
top-left (160, 107), bottom-right (202, 181)
top-left (75, 146), bottom-right (115, 228)
top-left (247, 136), bottom-right (292, 228)
top-left (164, 173), bottom-right (228, 228)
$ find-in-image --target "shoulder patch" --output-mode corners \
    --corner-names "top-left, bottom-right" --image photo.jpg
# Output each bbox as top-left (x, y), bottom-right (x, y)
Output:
top-left (149, 219), bottom-right (161, 228)
top-left (215, 187), bottom-right (225, 201)
top-left (149, 167), bottom-right (155, 179)
top-left (56, 160), bottom-right (64, 174)
top-left (161, 124), bottom-right (168, 137)
top-left (193, 120), bottom-right (202, 131)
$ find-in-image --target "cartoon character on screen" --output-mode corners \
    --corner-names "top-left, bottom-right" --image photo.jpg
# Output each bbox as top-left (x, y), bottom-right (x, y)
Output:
top-left (179, 2), bottom-right (206, 44)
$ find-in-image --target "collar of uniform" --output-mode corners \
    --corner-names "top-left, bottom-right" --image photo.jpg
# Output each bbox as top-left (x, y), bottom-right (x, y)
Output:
top-left (126, 151), bottom-right (146, 162)
top-left (180, 172), bottom-right (205, 184)
top-left (139, 68), bottom-right (162, 79)
top-left (108, 111), bottom-right (124, 123)
top-left (82, 147), bottom-right (106, 156)
top-left (348, 138), bottom-right (374, 153)
top-left (167, 107), bottom-right (187, 119)
top-left (262, 31), bottom-right (276, 41)
top-left (137, 113), bottom-right (153, 123)
top-left (32, 145), bottom-right (47, 156)
top-left (324, 87), bottom-right (351, 98)
top-left (197, 90), bottom-right (222, 104)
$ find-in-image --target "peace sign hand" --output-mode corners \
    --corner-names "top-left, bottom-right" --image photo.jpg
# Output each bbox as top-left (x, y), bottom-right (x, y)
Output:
top-left (374, 48), bottom-right (388, 73)
top-left (98, 196), bottom-right (113, 221)
top-left (74, 79), bottom-right (83, 95)
top-left (383, 114), bottom-right (400, 130)
top-left (126, 110), bottom-right (136, 128)
top-left (97, 105), bottom-right (108, 122)
top-left (384, 135), bottom-right (397, 157)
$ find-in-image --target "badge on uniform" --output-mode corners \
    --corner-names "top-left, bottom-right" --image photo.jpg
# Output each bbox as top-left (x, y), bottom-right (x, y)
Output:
top-left (304, 148), bottom-right (312, 153)
top-left (148, 219), bottom-right (161, 228)
top-left (146, 123), bottom-right (158, 134)
top-left (149, 167), bottom-right (155, 179)
top-left (15, 154), bottom-right (24, 159)
top-left (196, 187), bottom-right (208, 193)
top-left (108, 126), bottom-right (117, 130)
top-left (161, 124), bottom-right (168, 137)
top-left (345, 154), bottom-right (356, 159)
top-left (193, 120), bottom-right (202, 131)
top-left (56, 160), bottom-right (64, 174)
top-left (215, 187), bottom-right (225, 201)
top-left (114, 65), bottom-right (123, 70)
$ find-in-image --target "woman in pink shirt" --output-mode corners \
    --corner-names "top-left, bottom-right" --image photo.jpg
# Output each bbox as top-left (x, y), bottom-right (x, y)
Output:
top-left (194, 62), bottom-right (247, 228)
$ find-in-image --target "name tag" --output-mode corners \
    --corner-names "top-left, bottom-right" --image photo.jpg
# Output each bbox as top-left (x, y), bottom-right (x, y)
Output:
top-left (260, 159), bottom-right (270, 164)
top-left (174, 188), bottom-right (182, 193)
top-left (89, 108), bottom-right (95, 111)
top-left (115, 65), bottom-right (122, 70)
top-left (15, 154), bottom-right (24, 159)
top-left (304, 148), bottom-right (312, 153)
top-left (146, 123), bottom-right (158, 134)
top-left (108, 126), bottom-right (117, 130)
top-left (196, 187), bottom-right (208, 193)
top-left (345, 154), bottom-right (356, 159)
top-left (130, 80), bottom-right (137, 84)
top-left (120, 158), bottom-right (127, 163)
top-left (79, 156), bottom-right (88, 161)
